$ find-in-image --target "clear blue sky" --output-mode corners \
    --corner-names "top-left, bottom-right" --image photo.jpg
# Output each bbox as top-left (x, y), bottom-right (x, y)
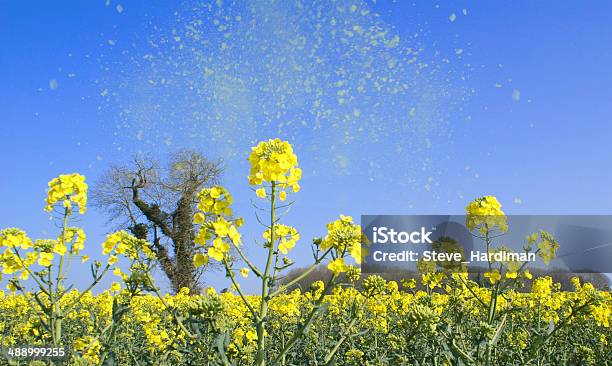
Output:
top-left (1, 1), bottom-right (612, 292)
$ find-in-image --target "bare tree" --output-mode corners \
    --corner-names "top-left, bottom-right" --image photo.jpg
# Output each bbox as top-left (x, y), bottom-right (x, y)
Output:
top-left (91, 150), bottom-right (223, 293)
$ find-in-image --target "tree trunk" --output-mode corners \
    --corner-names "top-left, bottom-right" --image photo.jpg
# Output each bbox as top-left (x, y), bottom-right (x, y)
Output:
top-left (132, 184), bottom-right (202, 293)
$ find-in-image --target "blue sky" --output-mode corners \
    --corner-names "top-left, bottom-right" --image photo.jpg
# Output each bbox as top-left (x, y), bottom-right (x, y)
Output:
top-left (1, 1), bottom-right (611, 292)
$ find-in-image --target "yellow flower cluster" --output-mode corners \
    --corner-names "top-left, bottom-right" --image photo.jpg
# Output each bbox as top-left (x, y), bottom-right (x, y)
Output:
top-left (45, 173), bottom-right (88, 214)
top-left (592, 301), bottom-right (611, 328)
top-left (0, 230), bottom-right (37, 277)
top-left (531, 276), bottom-right (553, 298)
top-left (36, 248), bottom-right (55, 267)
top-left (193, 253), bottom-right (209, 268)
top-left (195, 186), bottom-right (233, 217)
top-left (0, 229), bottom-right (32, 250)
top-left (64, 227), bottom-right (86, 255)
top-left (194, 217), bottom-right (241, 262)
top-left (73, 336), bottom-right (101, 364)
top-left (129, 289), bottom-right (192, 355)
top-left (484, 270), bottom-right (502, 284)
top-left (321, 215), bottom-right (362, 258)
top-left (465, 195), bottom-right (508, 234)
top-left (102, 230), bottom-right (154, 261)
top-left (248, 138), bottom-right (302, 198)
top-left (268, 290), bottom-right (301, 322)
top-left (525, 231), bottom-right (560, 265)
top-left (263, 224), bottom-right (300, 254)
top-left (536, 231), bottom-right (559, 265)
top-left (421, 272), bottom-right (445, 288)
top-left (233, 327), bottom-right (259, 347)
top-left (193, 185), bottom-right (243, 264)
top-left (328, 258), bottom-right (349, 275)
top-left (321, 215), bottom-right (362, 274)
top-left (208, 238), bottom-right (231, 261)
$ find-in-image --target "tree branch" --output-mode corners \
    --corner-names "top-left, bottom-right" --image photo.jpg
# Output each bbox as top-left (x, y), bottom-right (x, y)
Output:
top-left (131, 176), bottom-right (174, 238)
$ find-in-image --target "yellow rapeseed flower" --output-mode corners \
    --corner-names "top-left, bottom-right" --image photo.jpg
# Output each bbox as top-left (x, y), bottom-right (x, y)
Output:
top-left (37, 252), bottom-right (54, 267)
top-left (196, 186), bottom-right (233, 216)
top-left (264, 225), bottom-right (300, 254)
top-left (45, 173), bottom-right (88, 214)
top-left (505, 271), bottom-right (518, 279)
top-left (109, 282), bottom-right (121, 292)
top-left (208, 238), bottom-right (230, 262)
top-left (240, 268), bottom-right (249, 278)
top-left (0, 229), bottom-right (32, 250)
top-left (194, 253), bottom-right (209, 267)
top-left (465, 196), bottom-right (508, 234)
top-left (321, 215), bottom-right (362, 263)
top-left (484, 270), bottom-right (501, 284)
top-left (328, 258), bottom-right (348, 275)
top-left (248, 138), bottom-right (301, 198)
top-left (256, 187), bottom-right (266, 198)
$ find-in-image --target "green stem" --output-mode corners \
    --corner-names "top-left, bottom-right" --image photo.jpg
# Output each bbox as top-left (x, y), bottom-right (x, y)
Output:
top-left (457, 275), bottom-right (487, 308)
top-left (255, 182), bottom-right (277, 366)
top-left (231, 242), bottom-right (263, 278)
top-left (223, 258), bottom-right (258, 319)
top-left (484, 228), bottom-right (493, 366)
top-left (52, 207), bottom-right (70, 345)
